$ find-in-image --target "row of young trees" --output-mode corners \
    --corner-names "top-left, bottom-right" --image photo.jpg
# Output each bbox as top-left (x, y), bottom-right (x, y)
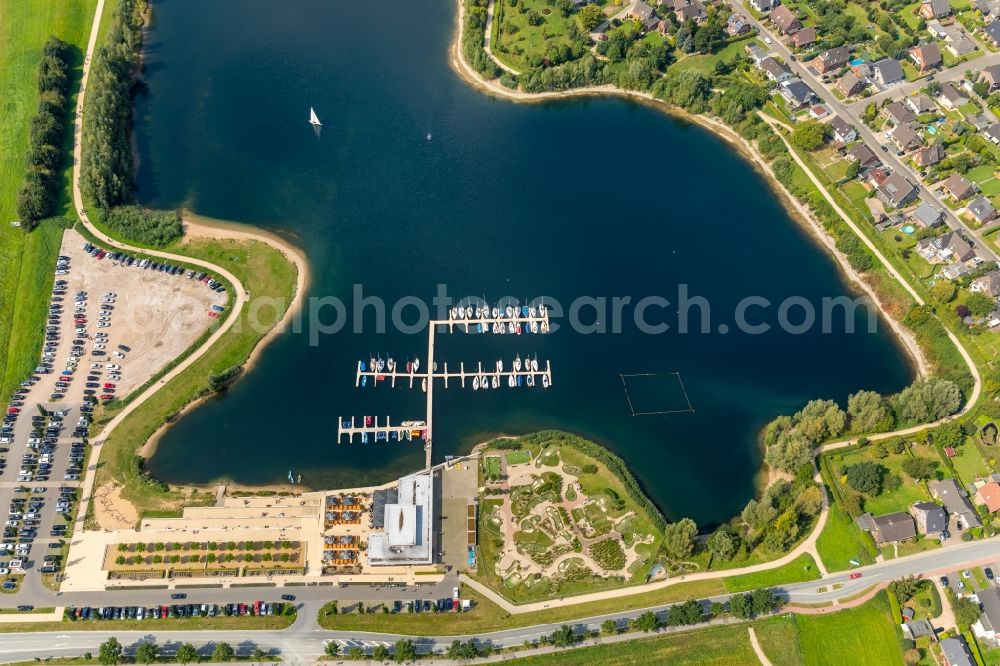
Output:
top-left (15, 36), bottom-right (74, 229)
top-left (97, 637), bottom-right (254, 664)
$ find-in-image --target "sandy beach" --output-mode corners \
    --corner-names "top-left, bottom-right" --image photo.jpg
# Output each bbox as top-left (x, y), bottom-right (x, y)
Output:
top-left (448, 0), bottom-right (929, 380)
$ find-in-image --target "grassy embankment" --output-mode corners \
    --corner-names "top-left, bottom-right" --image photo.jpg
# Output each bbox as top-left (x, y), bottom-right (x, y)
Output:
top-left (0, 607), bottom-right (295, 634)
top-left (0, 0), bottom-right (97, 403)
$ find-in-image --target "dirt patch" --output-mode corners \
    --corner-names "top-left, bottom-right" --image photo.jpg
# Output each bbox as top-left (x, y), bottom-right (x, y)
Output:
top-left (94, 483), bottom-right (139, 530)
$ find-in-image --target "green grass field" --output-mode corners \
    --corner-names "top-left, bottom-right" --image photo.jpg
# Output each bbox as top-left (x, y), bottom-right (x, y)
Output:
top-left (795, 591), bottom-right (903, 666)
top-left (816, 503), bottom-right (877, 573)
top-left (0, 0), bottom-right (97, 404)
top-left (506, 449), bottom-right (532, 465)
top-left (0, 609), bottom-right (295, 633)
top-left (504, 621), bottom-right (762, 665)
top-left (724, 554), bottom-right (821, 593)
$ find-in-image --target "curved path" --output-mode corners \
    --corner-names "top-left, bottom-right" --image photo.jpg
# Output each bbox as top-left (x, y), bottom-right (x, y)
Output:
top-left (451, 0), bottom-right (984, 614)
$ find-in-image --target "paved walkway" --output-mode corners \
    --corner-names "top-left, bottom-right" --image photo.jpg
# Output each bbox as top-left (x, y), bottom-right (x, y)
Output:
top-left (483, 0), bottom-right (519, 75)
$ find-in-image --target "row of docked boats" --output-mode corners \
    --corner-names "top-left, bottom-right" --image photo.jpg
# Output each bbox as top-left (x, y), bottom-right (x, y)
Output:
top-left (339, 417), bottom-right (427, 443)
top-left (359, 356), bottom-right (419, 374)
top-left (472, 371), bottom-right (549, 390)
top-left (448, 301), bottom-right (551, 335)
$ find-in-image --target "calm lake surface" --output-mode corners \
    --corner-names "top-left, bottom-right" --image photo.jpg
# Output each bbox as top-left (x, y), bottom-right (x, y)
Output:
top-left (135, 0), bottom-right (913, 525)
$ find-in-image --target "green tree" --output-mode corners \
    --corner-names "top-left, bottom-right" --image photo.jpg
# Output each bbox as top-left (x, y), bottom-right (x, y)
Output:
top-left (707, 525), bottom-right (739, 561)
top-left (729, 593), bottom-right (752, 619)
top-left (791, 120), bottom-right (831, 151)
top-left (578, 4), bottom-right (603, 30)
top-left (888, 576), bottom-right (923, 603)
top-left (845, 461), bottom-right (885, 495)
top-left (372, 644), bottom-right (390, 660)
top-left (211, 642), bottom-right (235, 662)
top-left (930, 280), bottom-right (957, 303)
top-left (99, 637), bottom-right (123, 665)
top-left (901, 456), bottom-right (938, 480)
top-left (765, 433), bottom-right (812, 472)
top-left (848, 390), bottom-right (893, 433)
top-left (632, 611), bottom-right (660, 632)
top-left (662, 517), bottom-right (698, 560)
top-left (600, 619), bottom-right (619, 635)
top-left (894, 379), bottom-right (962, 423)
top-left (967, 292), bottom-right (997, 317)
top-left (955, 595), bottom-right (982, 627)
top-left (750, 588), bottom-right (777, 616)
top-left (393, 639), bottom-right (417, 662)
top-left (175, 643), bottom-right (199, 664)
top-left (135, 641), bottom-right (159, 664)
top-left (250, 649), bottom-right (267, 663)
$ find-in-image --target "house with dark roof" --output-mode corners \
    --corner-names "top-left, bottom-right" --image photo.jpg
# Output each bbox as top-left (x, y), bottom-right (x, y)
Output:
top-left (910, 43), bottom-right (942, 71)
top-left (911, 201), bottom-right (945, 228)
top-left (938, 82), bottom-right (968, 109)
top-left (980, 64), bottom-right (1000, 92)
top-left (770, 5), bottom-right (802, 35)
top-left (921, 0), bottom-right (953, 18)
top-left (985, 123), bottom-right (1000, 145)
top-left (973, 270), bottom-right (1000, 296)
top-left (749, 0), bottom-right (773, 11)
top-left (942, 636), bottom-right (977, 666)
top-left (930, 478), bottom-right (982, 528)
top-left (902, 618), bottom-right (936, 640)
top-left (985, 20), bottom-right (1000, 47)
top-left (878, 172), bottom-right (918, 207)
top-left (974, 0), bottom-right (1000, 13)
top-left (760, 56), bottom-right (793, 82)
top-left (945, 25), bottom-right (977, 56)
top-left (847, 143), bottom-right (879, 169)
top-left (792, 27), bottom-right (817, 49)
top-left (814, 46), bottom-right (851, 74)
top-left (837, 71), bottom-right (866, 97)
top-left (874, 59), bottom-right (905, 87)
top-left (779, 78), bottom-right (817, 108)
top-left (968, 196), bottom-right (998, 224)
top-left (746, 43), bottom-right (768, 65)
top-left (918, 231), bottom-right (977, 262)
top-left (909, 501), bottom-right (948, 536)
top-left (830, 116), bottom-right (857, 143)
top-left (914, 144), bottom-right (945, 167)
top-left (941, 172), bottom-right (977, 201)
top-left (884, 101), bottom-right (916, 126)
top-left (891, 124), bottom-right (924, 152)
top-left (974, 587), bottom-right (1000, 647)
top-left (727, 13), bottom-right (751, 36)
top-left (863, 511), bottom-right (916, 544)
top-left (676, 2), bottom-right (706, 24)
top-left (906, 94), bottom-right (937, 115)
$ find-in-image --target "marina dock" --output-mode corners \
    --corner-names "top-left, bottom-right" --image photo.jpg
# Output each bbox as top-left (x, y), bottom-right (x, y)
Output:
top-left (343, 302), bottom-right (555, 470)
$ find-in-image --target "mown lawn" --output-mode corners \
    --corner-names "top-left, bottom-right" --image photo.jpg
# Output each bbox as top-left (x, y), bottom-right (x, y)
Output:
top-left (816, 503), bottom-right (877, 572)
top-left (0, 609), bottom-right (295, 633)
top-left (674, 38), bottom-right (762, 75)
top-left (502, 621), bottom-right (760, 665)
top-left (754, 615), bottom-right (804, 666)
top-left (0, 0), bottom-right (97, 403)
top-left (795, 591), bottom-right (903, 666)
top-left (724, 554), bottom-right (821, 593)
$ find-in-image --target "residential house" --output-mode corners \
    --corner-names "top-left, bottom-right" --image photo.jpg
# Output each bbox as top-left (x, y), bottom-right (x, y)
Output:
top-left (847, 143), bottom-right (879, 169)
top-left (985, 20), bottom-right (1000, 48)
top-left (927, 19), bottom-right (947, 40)
top-left (910, 43), bottom-right (942, 71)
top-left (982, 65), bottom-right (1000, 92)
top-left (814, 46), bottom-right (851, 75)
top-left (836, 71), bottom-right (866, 97)
top-left (902, 619), bottom-right (936, 640)
top-left (727, 13), bottom-right (751, 36)
top-left (809, 104), bottom-right (830, 119)
top-left (941, 636), bottom-right (977, 666)
top-left (968, 196), bottom-right (998, 224)
top-left (867, 167), bottom-right (890, 188)
top-left (791, 27), bottom-right (817, 49)
top-left (972, 270), bottom-right (1000, 296)
top-left (930, 478), bottom-right (982, 528)
top-left (746, 43), bottom-right (768, 65)
top-left (909, 501), bottom-right (948, 536)
top-left (973, 588), bottom-right (1000, 648)
top-left (770, 5), bottom-right (802, 35)
top-left (914, 143), bottom-right (945, 168)
top-left (891, 123), bottom-right (924, 152)
top-left (863, 511), bottom-right (917, 544)
top-left (627, 0), bottom-right (656, 23)
top-left (975, 480), bottom-right (1000, 513)
top-left (749, 0), bottom-right (773, 11)
top-left (921, 0), bottom-right (953, 19)
top-left (911, 200), bottom-right (945, 227)
top-left (830, 116), bottom-right (857, 143)
top-left (944, 25), bottom-right (977, 56)
top-left (779, 78), bottom-right (817, 108)
top-left (918, 231), bottom-right (977, 262)
top-left (985, 123), bottom-right (1000, 145)
top-left (878, 171), bottom-right (918, 207)
top-left (884, 101), bottom-right (916, 126)
top-left (905, 94), bottom-right (937, 114)
top-left (760, 56), bottom-right (793, 82)
top-left (941, 172), bottom-right (977, 201)
top-left (938, 82), bottom-right (968, 109)
top-left (873, 59), bottom-right (905, 87)
top-left (975, 0), bottom-right (1000, 15)
top-left (676, 2), bottom-right (706, 24)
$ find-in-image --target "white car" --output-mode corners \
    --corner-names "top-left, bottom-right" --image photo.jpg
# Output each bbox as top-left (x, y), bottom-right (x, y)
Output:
top-left (113, 351), bottom-right (125, 359)
top-left (0, 568), bottom-right (9, 575)
top-left (90, 363), bottom-right (101, 369)
top-left (106, 364), bottom-right (120, 371)
top-left (94, 343), bottom-right (105, 350)
top-left (103, 292), bottom-right (117, 298)
top-left (63, 473), bottom-right (79, 481)
top-left (0, 437), bottom-right (11, 445)
top-left (764, 36), bottom-right (772, 44)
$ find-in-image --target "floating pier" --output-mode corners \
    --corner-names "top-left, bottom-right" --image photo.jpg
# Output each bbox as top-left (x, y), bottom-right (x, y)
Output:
top-left (355, 359), bottom-right (553, 390)
top-left (336, 416), bottom-right (428, 444)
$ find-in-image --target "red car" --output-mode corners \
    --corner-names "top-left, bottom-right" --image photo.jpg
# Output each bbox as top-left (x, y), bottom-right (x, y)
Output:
top-left (96, 250), bottom-right (106, 259)
top-left (103, 383), bottom-right (115, 389)
top-left (239, 603), bottom-right (247, 615)
top-left (208, 311), bottom-right (219, 319)
top-left (254, 600), bottom-right (261, 615)
top-left (160, 605), bottom-right (168, 619)
top-left (849, 573), bottom-right (862, 580)
top-left (6, 408), bottom-right (18, 414)
top-left (100, 394), bottom-right (114, 401)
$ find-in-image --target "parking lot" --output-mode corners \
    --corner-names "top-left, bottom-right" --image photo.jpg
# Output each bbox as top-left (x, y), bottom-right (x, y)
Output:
top-left (1, 229), bottom-right (227, 584)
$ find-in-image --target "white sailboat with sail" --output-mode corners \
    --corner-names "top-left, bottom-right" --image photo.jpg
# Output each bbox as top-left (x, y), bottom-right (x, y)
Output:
top-left (309, 107), bottom-right (322, 127)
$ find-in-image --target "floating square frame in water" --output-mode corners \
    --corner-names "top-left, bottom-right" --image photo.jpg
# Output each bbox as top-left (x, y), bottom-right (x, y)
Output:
top-left (620, 372), bottom-right (694, 416)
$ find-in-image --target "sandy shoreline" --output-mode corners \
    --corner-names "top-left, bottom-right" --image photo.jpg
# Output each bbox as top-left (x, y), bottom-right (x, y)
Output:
top-left (448, 0), bottom-right (928, 380)
top-left (134, 212), bottom-right (309, 466)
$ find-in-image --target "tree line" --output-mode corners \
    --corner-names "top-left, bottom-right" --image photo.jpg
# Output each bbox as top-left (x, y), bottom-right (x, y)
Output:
top-left (79, 0), bottom-right (182, 247)
top-left (15, 36), bottom-right (74, 229)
